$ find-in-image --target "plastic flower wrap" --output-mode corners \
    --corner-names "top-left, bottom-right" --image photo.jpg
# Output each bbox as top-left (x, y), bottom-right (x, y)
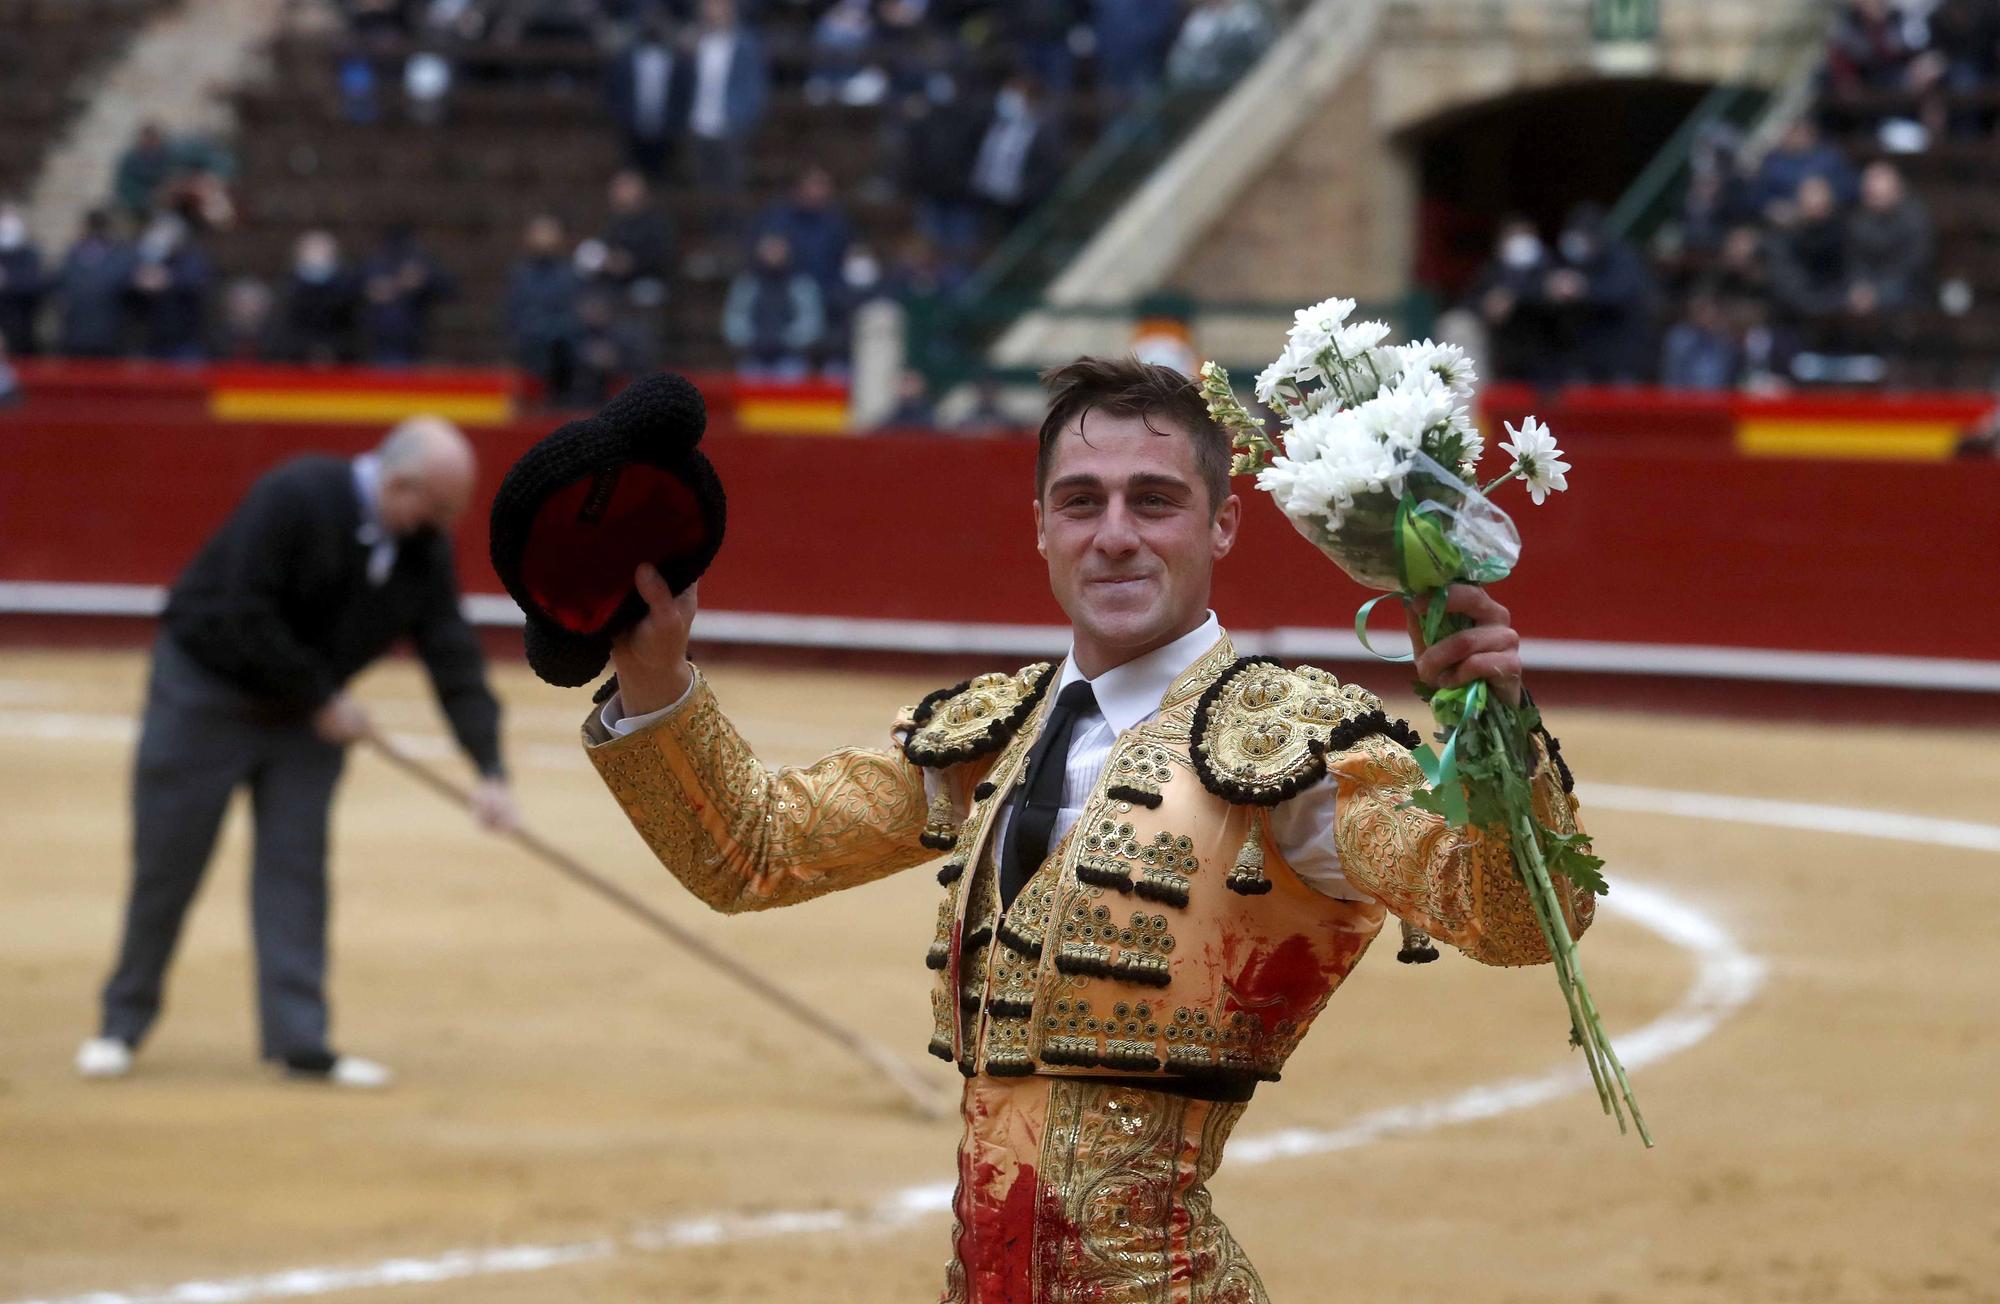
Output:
top-left (1202, 301), bottom-right (1649, 1144)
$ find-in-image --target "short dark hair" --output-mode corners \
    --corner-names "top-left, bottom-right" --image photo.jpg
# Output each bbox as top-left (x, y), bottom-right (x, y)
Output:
top-left (1035, 355), bottom-right (1231, 512)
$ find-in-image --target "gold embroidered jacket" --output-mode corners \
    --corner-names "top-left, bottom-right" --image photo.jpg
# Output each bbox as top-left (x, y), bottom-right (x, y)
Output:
top-left (583, 635), bottom-right (1593, 1092)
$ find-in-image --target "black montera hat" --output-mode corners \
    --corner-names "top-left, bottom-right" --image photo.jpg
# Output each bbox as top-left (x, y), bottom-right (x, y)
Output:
top-left (489, 373), bottom-right (726, 687)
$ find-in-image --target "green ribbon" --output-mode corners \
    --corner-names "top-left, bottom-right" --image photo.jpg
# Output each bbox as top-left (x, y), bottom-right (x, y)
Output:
top-left (1353, 594), bottom-right (1413, 663)
top-left (1414, 680), bottom-right (1485, 827)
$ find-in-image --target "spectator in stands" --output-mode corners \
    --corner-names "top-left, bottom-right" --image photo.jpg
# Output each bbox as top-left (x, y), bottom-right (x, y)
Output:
top-left (899, 62), bottom-right (987, 255)
top-left (0, 203), bottom-right (46, 357)
top-left (721, 232), bottom-right (824, 380)
top-left (56, 209), bottom-right (136, 358)
top-left (1770, 175), bottom-right (1851, 320)
top-left (280, 230), bottom-right (362, 365)
top-left (216, 277), bottom-right (278, 361)
top-left (1679, 127), bottom-right (1756, 255)
top-left (883, 366), bottom-right (937, 427)
top-left (1711, 222), bottom-right (1776, 309)
top-left (1660, 286), bottom-right (1740, 391)
top-left (606, 15), bottom-right (682, 179)
top-left (1166, 0), bottom-right (1274, 91)
top-left (947, 377), bottom-right (1021, 435)
top-left (753, 165), bottom-right (854, 313)
top-left (1751, 118), bottom-right (1858, 221)
top-left (0, 337), bottom-right (17, 408)
top-left (969, 73), bottom-right (1065, 230)
top-left (1093, 0), bottom-right (1180, 104)
top-left (1008, 0), bottom-right (1085, 100)
top-left (1914, 0), bottom-right (2000, 137)
top-left (507, 214), bottom-right (583, 402)
top-left (130, 211), bottom-right (212, 362)
top-left (1845, 159), bottom-right (1933, 315)
top-left (1466, 215), bottom-right (1557, 384)
top-left (571, 289), bottom-right (649, 405)
top-left (114, 121), bottom-right (177, 221)
top-left (806, 0), bottom-right (887, 106)
top-left (597, 169), bottom-right (676, 304)
top-left (1825, 0), bottom-right (1918, 94)
top-left (685, 0), bottom-right (770, 248)
top-left (1542, 203), bottom-right (1654, 383)
top-left (361, 224), bottom-right (453, 365)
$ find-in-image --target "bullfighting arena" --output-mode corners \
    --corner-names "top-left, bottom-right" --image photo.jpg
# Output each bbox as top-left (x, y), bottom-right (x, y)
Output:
top-left (4, 648), bottom-right (1997, 1304)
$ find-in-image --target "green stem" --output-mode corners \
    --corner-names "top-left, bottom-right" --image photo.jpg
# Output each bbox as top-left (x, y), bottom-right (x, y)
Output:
top-left (1412, 601), bottom-right (1652, 1146)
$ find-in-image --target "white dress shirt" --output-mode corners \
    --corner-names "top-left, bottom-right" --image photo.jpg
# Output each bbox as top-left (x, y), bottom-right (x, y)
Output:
top-left (350, 454), bottom-right (397, 587)
top-left (602, 613), bottom-right (1363, 901)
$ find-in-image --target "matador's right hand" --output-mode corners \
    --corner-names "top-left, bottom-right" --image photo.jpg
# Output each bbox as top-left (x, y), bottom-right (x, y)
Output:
top-left (608, 562), bottom-right (697, 716)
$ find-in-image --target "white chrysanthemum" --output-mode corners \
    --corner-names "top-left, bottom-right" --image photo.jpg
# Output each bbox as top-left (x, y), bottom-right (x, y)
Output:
top-left (1362, 372), bottom-right (1455, 453)
top-left (1252, 356), bottom-right (1290, 407)
top-left (1330, 320), bottom-right (1391, 359)
top-left (1453, 406), bottom-right (1485, 468)
top-left (1499, 416), bottom-right (1571, 504)
top-left (1285, 316), bottom-right (1335, 364)
top-left (1292, 295), bottom-right (1356, 337)
top-left (1391, 339), bottom-right (1477, 397)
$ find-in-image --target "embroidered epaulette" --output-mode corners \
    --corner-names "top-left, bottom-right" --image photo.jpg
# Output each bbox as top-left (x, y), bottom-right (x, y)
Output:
top-left (1190, 657), bottom-right (1422, 805)
top-left (900, 662), bottom-right (1056, 769)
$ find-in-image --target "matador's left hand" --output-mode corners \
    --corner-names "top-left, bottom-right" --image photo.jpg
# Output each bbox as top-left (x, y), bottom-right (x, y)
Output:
top-left (1408, 584), bottom-right (1523, 708)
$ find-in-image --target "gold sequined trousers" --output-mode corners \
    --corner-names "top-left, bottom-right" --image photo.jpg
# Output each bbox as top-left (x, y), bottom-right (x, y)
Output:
top-left (939, 1074), bottom-right (1268, 1304)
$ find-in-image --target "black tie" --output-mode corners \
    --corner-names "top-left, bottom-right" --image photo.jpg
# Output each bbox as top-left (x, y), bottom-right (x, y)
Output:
top-left (1000, 680), bottom-right (1098, 910)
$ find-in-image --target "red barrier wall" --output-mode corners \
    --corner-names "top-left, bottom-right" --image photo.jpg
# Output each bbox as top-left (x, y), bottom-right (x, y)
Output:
top-left (5, 408), bottom-right (1998, 661)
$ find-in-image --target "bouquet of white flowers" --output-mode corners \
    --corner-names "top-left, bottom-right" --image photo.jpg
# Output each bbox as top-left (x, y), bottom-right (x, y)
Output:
top-left (1201, 296), bottom-right (1649, 1144)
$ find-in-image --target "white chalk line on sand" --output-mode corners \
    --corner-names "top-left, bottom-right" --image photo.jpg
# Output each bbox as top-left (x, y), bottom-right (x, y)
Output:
top-left (11, 714), bottom-right (1997, 1303)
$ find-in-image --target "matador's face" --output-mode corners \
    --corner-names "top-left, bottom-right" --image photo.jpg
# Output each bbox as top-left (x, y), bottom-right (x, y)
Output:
top-left (1034, 410), bottom-right (1239, 678)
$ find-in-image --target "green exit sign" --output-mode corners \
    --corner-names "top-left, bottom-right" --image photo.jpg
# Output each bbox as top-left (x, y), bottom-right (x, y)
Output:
top-left (1594, 0), bottom-right (1659, 42)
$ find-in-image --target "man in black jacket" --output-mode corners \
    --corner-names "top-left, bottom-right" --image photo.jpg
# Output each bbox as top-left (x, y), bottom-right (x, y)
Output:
top-left (76, 417), bottom-right (518, 1088)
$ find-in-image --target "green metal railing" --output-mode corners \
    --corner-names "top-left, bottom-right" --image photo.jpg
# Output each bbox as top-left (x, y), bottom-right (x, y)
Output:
top-left (1604, 0), bottom-right (1834, 244)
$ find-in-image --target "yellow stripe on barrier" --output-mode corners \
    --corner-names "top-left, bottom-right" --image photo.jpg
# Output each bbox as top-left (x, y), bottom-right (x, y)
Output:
top-left (1736, 420), bottom-right (1962, 461)
top-left (735, 398), bottom-right (851, 435)
top-left (211, 391), bottom-right (515, 425)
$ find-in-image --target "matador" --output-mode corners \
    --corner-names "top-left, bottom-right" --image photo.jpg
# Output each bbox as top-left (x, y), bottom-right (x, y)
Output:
top-left (581, 356), bottom-right (1593, 1302)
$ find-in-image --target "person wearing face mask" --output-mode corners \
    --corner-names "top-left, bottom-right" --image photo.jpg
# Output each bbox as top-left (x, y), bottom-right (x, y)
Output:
top-left (280, 229), bottom-right (361, 365)
top-left (75, 417), bottom-right (519, 1089)
top-left (1466, 215), bottom-right (1558, 383)
top-left (130, 210), bottom-right (213, 362)
top-left (0, 203), bottom-right (46, 357)
top-left (1541, 202), bottom-right (1654, 384)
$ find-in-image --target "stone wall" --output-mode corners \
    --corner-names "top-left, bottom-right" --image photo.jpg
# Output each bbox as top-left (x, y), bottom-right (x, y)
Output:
top-left (1169, 0), bottom-right (1810, 315)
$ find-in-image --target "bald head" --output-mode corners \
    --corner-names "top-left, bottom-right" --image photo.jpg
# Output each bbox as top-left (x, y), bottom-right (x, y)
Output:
top-left (376, 416), bottom-right (477, 535)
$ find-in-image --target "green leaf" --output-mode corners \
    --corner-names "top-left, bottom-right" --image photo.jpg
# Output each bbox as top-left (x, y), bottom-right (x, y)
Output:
top-left (1544, 831), bottom-right (1610, 895)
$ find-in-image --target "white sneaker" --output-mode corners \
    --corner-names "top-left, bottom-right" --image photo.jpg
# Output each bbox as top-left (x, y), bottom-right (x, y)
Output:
top-left (76, 1036), bottom-right (134, 1079)
top-left (328, 1055), bottom-right (394, 1089)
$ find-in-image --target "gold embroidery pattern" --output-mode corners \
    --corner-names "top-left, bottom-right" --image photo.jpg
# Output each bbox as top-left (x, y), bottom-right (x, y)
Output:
top-left (1104, 741), bottom-right (1175, 807)
top-left (1055, 902), bottom-right (1176, 989)
top-left (1133, 831), bottom-right (1199, 908)
top-left (1161, 1006), bottom-right (1274, 1080)
top-left (1332, 734), bottom-right (1594, 967)
top-left (1190, 660), bottom-right (1404, 805)
top-left (1031, 1081), bottom-right (1269, 1304)
top-left (1075, 819), bottom-right (1201, 909)
top-left (586, 674), bottom-right (933, 914)
top-left (922, 791), bottom-right (963, 850)
top-left (904, 664), bottom-right (1056, 768)
top-left (1224, 826), bottom-right (1272, 897)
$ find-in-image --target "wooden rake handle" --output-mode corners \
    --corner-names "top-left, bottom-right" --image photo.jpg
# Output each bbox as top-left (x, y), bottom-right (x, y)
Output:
top-left (362, 731), bottom-right (954, 1120)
